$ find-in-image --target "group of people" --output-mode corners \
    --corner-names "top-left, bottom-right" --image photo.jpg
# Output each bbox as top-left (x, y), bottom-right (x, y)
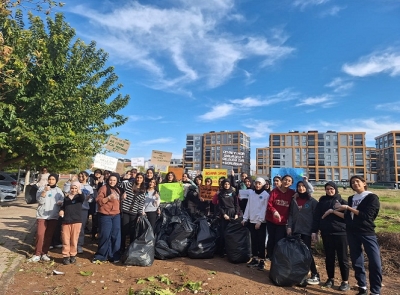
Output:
top-left (27, 167), bottom-right (382, 295)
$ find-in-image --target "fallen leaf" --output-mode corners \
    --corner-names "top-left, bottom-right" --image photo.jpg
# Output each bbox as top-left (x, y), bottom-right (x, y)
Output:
top-left (80, 271), bottom-right (93, 276)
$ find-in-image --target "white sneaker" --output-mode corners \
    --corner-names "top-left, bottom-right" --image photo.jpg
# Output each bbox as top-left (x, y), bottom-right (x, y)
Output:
top-left (41, 254), bottom-right (51, 261)
top-left (27, 255), bottom-right (41, 262)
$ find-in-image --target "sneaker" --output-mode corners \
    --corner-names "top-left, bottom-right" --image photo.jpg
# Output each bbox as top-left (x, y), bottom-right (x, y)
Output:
top-left (27, 255), bottom-right (41, 262)
top-left (112, 260), bottom-right (120, 264)
top-left (323, 278), bottom-right (334, 288)
top-left (54, 244), bottom-right (63, 249)
top-left (307, 273), bottom-right (320, 285)
top-left (247, 258), bottom-right (259, 268)
top-left (339, 281), bottom-right (350, 291)
top-left (356, 287), bottom-right (368, 295)
top-left (257, 260), bottom-right (265, 271)
top-left (41, 254), bottom-right (51, 261)
top-left (70, 256), bottom-right (76, 264)
top-left (62, 257), bottom-right (70, 265)
top-left (77, 247), bottom-right (83, 254)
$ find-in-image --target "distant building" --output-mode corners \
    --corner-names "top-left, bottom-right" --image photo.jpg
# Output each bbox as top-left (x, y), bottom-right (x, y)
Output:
top-left (169, 158), bottom-right (183, 168)
top-left (375, 131), bottom-right (400, 184)
top-left (256, 130), bottom-right (370, 182)
top-left (183, 131), bottom-right (251, 174)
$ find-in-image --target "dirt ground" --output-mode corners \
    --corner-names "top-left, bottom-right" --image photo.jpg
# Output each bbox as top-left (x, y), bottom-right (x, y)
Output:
top-left (4, 238), bottom-right (400, 295)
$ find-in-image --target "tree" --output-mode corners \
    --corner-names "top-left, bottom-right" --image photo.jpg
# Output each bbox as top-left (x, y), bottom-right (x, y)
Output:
top-left (0, 9), bottom-right (130, 171)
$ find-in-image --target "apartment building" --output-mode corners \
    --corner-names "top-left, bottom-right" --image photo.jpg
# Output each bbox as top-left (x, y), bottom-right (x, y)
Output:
top-left (183, 131), bottom-right (251, 174)
top-left (256, 130), bottom-right (368, 182)
top-left (366, 147), bottom-right (377, 183)
top-left (375, 131), bottom-right (400, 184)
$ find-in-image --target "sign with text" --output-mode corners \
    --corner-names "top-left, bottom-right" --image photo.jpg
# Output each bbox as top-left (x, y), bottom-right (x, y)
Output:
top-left (158, 182), bottom-right (184, 203)
top-left (199, 185), bottom-right (219, 201)
top-left (187, 170), bottom-right (198, 179)
top-left (222, 150), bottom-right (245, 167)
top-left (105, 135), bottom-right (130, 155)
top-left (131, 157), bottom-right (145, 167)
top-left (93, 154), bottom-right (118, 172)
top-left (238, 189), bottom-right (252, 200)
top-left (151, 150), bottom-right (172, 166)
top-left (202, 169), bottom-right (227, 185)
top-left (168, 167), bottom-right (184, 180)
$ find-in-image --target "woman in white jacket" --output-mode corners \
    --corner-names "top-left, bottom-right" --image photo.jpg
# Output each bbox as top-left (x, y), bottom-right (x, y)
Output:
top-left (28, 173), bottom-right (64, 262)
top-left (242, 177), bottom-right (270, 271)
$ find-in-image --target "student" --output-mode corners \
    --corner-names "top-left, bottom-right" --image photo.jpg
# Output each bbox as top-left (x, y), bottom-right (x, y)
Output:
top-left (334, 176), bottom-right (382, 295)
top-left (217, 179), bottom-right (240, 257)
top-left (28, 173), bottom-right (64, 262)
top-left (311, 181), bottom-right (350, 291)
top-left (59, 181), bottom-right (84, 265)
top-left (143, 179), bottom-right (160, 230)
top-left (264, 180), bottom-right (271, 193)
top-left (265, 174), bottom-right (295, 259)
top-left (238, 176), bottom-right (253, 214)
top-left (93, 173), bottom-right (125, 263)
top-left (272, 175), bottom-right (282, 189)
top-left (287, 180), bottom-right (319, 286)
top-left (144, 168), bottom-right (157, 188)
top-left (163, 171), bottom-right (177, 183)
top-left (242, 177), bottom-right (269, 271)
top-left (120, 173), bottom-right (146, 253)
top-left (197, 177), bottom-right (212, 216)
top-left (181, 173), bottom-right (197, 214)
top-left (88, 169), bottom-right (103, 240)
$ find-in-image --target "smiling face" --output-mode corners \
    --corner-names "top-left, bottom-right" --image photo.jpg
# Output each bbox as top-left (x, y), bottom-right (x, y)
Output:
top-left (108, 176), bottom-right (118, 186)
top-left (182, 174), bottom-right (188, 181)
top-left (325, 185), bottom-right (336, 196)
top-left (167, 173), bottom-right (174, 181)
top-left (223, 181), bottom-right (230, 190)
top-left (254, 181), bottom-right (263, 190)
top-left (244, 179), bottom-right (251, 188)
top-left (273, 178), bottom-right (282, 188)
top-left (281, 176), bottom-right (293, 188)
top-left (136, 174), bottom-right (144, 185)
top-left (70, 185), bottom-right (79, 193)
top-left (146, 169), bottom-right (154, 179)
top-left (297, 182), bottom-right (306, 193)
top-left (148, 180), bottom-right (157, 188)
top-left (350, 176), bottom-right (367, 193)
top-left (48, 176), bottom-right (57, 186)
top-left (205, 179), bottom-right (212, 186)
top-left (78, 173), bottom-right (88, 183)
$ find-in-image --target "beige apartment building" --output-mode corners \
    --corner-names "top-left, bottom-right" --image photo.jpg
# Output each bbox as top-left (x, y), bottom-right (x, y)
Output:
top-left (375, 131), bottom-right (400, 184)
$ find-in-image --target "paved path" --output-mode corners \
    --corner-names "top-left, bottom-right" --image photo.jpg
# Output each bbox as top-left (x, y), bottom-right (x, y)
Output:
top-left (0, 195), bottom-right (37, 295)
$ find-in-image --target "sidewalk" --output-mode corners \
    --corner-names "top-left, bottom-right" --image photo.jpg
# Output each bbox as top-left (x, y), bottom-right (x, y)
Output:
top-left (0, 195), bottom-right (37, 295)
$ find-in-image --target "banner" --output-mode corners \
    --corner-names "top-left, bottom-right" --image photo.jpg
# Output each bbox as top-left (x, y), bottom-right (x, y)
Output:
top-left (238, 189), bottom-right (252, 200)
top-left (158, 183), bottom-right (184, 203)
top-left (168, 167), bottom-right (184, 180)
top-left (151, 150), bottom-right (172, 166)
top-left (187, 170), bottom-right (198, 179)
top-left (271, 167), bottom-right (304, 190)
top-left (93, 154), bottom-right (118, 172)
top-left (199, 185), bottom-right (219, 201)
top-left (131, 157), bottom-right (145, 167)
top-left (105, 135), bottom-right (130, 155)
top-left (221, 150), bottom-right (245, 167)
top-left (202, 169), bottom-right (227, 185)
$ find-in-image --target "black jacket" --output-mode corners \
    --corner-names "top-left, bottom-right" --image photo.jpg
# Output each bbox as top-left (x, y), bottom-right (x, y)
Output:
top-left (312, 194), bottom-right (347, 235)
top-left (344, 193), bottom-right (380, 235)
top-left (61, 194), bottom-right (84, 224)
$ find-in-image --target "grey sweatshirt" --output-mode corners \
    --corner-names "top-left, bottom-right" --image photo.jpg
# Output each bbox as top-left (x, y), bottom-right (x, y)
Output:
top-left (36, 186), bottom-right (64, 220)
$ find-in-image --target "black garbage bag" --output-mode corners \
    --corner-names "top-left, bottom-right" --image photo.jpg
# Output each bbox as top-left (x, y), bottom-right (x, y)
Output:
top-left (122, 216), bottom-right (155, 266)
top-left (269, 236), bottom-right (312, 286)
top-left (188, 217), bottom-right (217, 259)
top-left (155, 240), bottom-right (179, 260)
top-left (224, 219), bottom-right (251, 263)
top-left (168, 216), bottom-right (195, 256)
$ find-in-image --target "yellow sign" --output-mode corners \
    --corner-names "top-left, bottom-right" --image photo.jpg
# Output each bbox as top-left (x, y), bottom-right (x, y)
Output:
top-left (202, 169), bottom-right (227, 185)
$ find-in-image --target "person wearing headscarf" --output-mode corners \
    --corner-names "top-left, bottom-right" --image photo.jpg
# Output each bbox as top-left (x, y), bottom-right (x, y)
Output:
top-left (217, 179), bottom-right (240, 257)
top-left (238, 176), bottom-right (253, 214)
top-left (93, 173), bottom-right (125, 263)
top-left (28, 173), bottom-right (64, 262)
top-left (287, 180), bottom-right (319, 286)
top-left (311, 181), bottom-right (350, 291)
top-left (59, 181), bottom-right (84, 265)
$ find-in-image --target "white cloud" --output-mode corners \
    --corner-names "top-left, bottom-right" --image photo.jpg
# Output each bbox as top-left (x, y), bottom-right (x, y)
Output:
top-left (342, 48), bottom-right (400, 77)
top-left (293, 0), bottom-right (330, 9)
top-left (320, 5), bottom-right (345, 16)
top-left (242, 120), bottom-right (276, 139)
top-left (376, 101), bottom-right (400, 112)
top-left (296, 95), bottom-right (334, 107)
top-left (70, 1), bottom-right (294, 92)
top-left (325, 77), bottom-right (353, 93)
top-left (198, 104), bottom-right (236, 121)
top-left (129, 115), bottom-right (163, 122)
top-left (139, 137), bottom-right (174, 146)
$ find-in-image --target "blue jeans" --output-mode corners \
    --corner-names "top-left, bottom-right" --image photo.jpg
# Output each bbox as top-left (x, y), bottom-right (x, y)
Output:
top-left (347, 233), bottom-right (382, 294)
top-left (94, 214), bottom-right (121, 261)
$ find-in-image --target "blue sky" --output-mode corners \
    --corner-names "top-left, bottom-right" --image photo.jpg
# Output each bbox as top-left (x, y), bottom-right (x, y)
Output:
top-left (57, 0), bottom-right (400, 170)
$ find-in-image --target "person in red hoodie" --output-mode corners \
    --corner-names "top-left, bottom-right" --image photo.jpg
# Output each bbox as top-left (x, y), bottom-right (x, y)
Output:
top-left (265, 174), bottom-right (295, 259)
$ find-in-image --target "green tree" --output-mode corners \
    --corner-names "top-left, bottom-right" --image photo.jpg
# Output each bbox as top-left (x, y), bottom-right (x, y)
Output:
top-left (0, 10), bottom-right (130, 171)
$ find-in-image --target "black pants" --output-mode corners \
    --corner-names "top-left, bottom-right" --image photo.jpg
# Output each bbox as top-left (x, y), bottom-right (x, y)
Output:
top-left (145, 211), bottom-right (158, 231)
top-left (321, 234), bottom-right (350, 281)
top-left (266, 221), bottom-right (286, 258)
top-left (300, 234), bottom-right (318, 275)
top-left (248, 222), bottom-right (267, 259)
top-left (121, 213), bottom-right (138, 252)
top-left (51, 217), bottom-right (63, 246)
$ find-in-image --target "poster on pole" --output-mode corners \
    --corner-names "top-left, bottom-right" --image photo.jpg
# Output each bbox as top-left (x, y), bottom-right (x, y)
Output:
top-left (158, 183), bottom-right (184, 203)
top-left (199, 185), bottom-right (219, 201)
top-left (93, 154), bottom-right (118, 172)
top-left (221, 150), bottom-right (245, 167)
top-left (168, 167), bottom-right (184, 180)
top-left (131, 157), bottom-right (145, 167)
top-left (105, 135), bottom-right (130, 155)
top-left (151, 150), bottom-right (172, 166)
top-left (202, 169), bottom-right (227, 185)
top-left (271, 167), bottom-right (304, 190)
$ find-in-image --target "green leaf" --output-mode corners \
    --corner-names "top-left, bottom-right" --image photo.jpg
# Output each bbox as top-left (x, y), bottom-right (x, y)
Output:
top-left (79, 270), bottom-right (93, 276)
top-left (136, 279), bottom-right (146, 284)
top-left (207, 270), bottom-right (217, 275)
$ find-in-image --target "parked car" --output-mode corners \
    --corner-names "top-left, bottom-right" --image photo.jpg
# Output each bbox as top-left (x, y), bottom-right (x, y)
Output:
top-left (0, 185), bottom-right (17, 202)
top-left (0, 171), bottom-right (18, 188)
